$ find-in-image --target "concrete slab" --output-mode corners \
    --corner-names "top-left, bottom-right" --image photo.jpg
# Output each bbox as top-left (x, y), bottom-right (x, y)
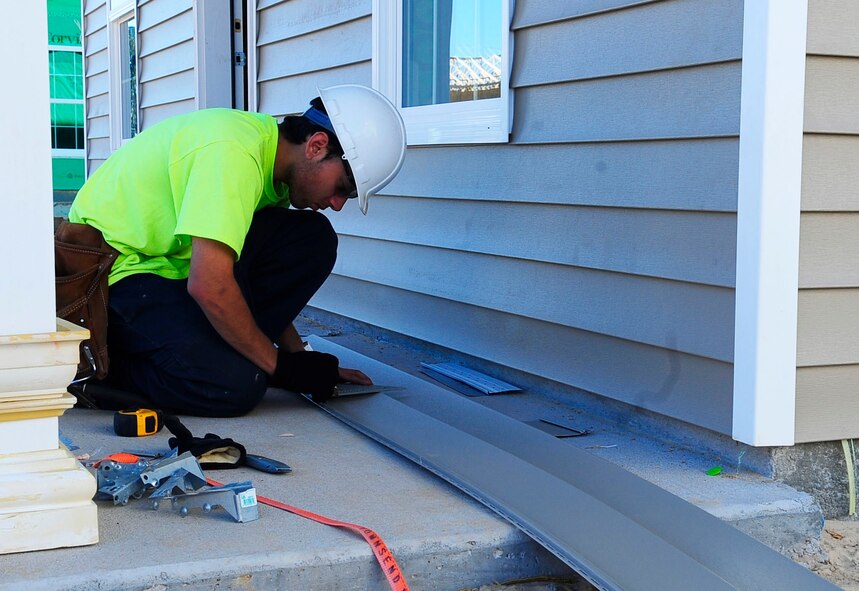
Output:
top-left (0, 396), bottom-right (571, 591)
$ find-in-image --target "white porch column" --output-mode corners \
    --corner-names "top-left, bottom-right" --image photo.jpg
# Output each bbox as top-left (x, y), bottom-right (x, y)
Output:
top-left (733, 1), bottom-right (809, 446)
top-left (0, 2), bottom-right (98, 553)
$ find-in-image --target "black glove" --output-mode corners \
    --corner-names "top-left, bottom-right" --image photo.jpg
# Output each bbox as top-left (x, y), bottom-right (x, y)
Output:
top-left (271, 349), bottom-right (339, 402)
top-left (163, 415), bottom-right (247, 469)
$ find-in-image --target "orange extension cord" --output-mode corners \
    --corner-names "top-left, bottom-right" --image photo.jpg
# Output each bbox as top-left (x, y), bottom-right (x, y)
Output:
top-left (207, 478), bottom-right (410, 591)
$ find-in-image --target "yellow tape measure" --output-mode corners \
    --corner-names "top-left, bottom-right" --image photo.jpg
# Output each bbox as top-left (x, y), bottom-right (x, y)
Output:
top-left (113, 408), bottom-right (164, 437)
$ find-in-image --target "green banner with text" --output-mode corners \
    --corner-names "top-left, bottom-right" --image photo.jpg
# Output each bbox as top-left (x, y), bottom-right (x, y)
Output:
top-left (48, 0), bottom-right (82, 47)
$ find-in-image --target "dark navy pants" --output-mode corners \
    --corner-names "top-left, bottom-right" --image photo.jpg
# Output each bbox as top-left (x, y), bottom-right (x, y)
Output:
top-left (106, 208), bottom-right (337, 417)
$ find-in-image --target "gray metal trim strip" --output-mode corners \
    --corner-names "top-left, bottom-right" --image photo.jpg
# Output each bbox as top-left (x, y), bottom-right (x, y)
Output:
top-left (308, 337), bottom-right (837, 591)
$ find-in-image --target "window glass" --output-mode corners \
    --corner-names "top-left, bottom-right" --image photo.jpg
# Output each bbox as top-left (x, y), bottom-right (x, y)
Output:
top-left (402, 0), bottom-right (501, 108)
top-left (49, 50), bottom-right (83, 100)
top-left (120, 16), bottom-right (138, 139)
top-left (48, 0), bottom-right (85, 191)
top-left (51, 103), bottom-right (85, 149)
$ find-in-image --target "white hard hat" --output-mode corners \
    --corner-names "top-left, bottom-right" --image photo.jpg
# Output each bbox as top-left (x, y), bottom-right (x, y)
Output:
top-left (318, 85), bottom-right (406, 215)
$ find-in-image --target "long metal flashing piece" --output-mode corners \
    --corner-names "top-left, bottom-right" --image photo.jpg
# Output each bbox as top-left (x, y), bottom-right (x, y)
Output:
top-left (307, 337), bottom-right (836, 591)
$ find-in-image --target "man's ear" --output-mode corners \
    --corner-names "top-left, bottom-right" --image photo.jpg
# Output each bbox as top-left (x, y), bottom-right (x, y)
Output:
top-left (305, 131), bottom-right (330, 161)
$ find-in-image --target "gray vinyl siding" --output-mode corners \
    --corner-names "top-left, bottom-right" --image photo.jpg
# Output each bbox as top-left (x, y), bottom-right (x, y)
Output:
top-left (287, 0), bottom-right (745, 434)
top-left (312, 276), bottom-right (734, 431)
top-left (795, 0), bottom-right (859, 443)
top-left (137, 0), bottom-right (196, 129)
top-left (83, 0), bottom-right (231, 175)
top-left (83, 0), bottom-right (109, 175)
top-left (386, 140), bottom-right (740, 210)
top-left (255, 0), bottom-right (373, 118)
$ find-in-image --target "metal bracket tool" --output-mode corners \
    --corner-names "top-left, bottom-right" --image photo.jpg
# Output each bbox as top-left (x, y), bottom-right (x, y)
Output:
top-left (138, 451), bottom-right (207, 489)
top-left (96, 457), bottom-right (149, 505)
top-left (96, 451), bottom-right (206, 505)
top-left (148, 468), bottom-right (203, 499)
top-left (152, 481), bottom-right (260, 523)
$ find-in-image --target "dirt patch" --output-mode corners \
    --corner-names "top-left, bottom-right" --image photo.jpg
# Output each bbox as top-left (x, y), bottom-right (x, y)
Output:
top-left (792, 518), bottom-right (859, 590)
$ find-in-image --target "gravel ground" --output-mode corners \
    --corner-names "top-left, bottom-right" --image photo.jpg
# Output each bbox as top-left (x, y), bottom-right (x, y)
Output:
top-left (792, 517), bottom-right (859, 590)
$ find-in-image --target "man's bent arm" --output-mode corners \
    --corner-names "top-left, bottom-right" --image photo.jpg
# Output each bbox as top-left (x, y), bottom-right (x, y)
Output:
top-left (187, 236), bottom-right (277, 375)
top-left (278, 323), bottom-right (306, 353)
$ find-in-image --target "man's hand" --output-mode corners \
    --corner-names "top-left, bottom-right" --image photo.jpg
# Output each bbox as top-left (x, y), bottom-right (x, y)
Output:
top-left (338, 367), bottom-right (372, 385)
top-left (272, 349), bottom-right (339, 401)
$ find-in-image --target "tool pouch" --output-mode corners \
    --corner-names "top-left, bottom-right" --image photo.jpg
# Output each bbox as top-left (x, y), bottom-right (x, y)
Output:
top-left (55, 221), bottom-right (119, 381)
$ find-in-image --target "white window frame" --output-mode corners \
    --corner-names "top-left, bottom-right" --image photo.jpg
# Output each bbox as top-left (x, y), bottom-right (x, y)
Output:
top-left (108, 0), bottom-right (138, 150)
top-left (373, 0), bottom-right (514, 146)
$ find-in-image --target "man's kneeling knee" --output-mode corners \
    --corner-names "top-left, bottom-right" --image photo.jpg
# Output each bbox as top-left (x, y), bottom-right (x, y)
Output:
top-left (193, 369), bottom-right (268, 418)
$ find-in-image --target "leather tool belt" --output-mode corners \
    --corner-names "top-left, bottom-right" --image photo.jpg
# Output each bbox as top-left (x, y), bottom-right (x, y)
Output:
top-left (55, 221), bottom-right (119, 381)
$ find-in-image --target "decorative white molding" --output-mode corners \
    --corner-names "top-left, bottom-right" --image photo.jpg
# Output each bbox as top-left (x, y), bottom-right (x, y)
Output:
top-left (733, 0), bottom-right (809, 446)
top-left (0, 447), bottom-right (98, 554)
top-left (2, 2), bottom-right (99, 554)
top-left (0, 320), bottom-right (98, 554)
top-left (0, 319), bottom-right (86, 396)
top-left (0, 417), bottom-right (61, 456)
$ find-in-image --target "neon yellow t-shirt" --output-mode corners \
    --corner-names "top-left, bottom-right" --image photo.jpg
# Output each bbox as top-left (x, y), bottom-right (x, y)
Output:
top-left (70, 108), bottom-right (289, 285)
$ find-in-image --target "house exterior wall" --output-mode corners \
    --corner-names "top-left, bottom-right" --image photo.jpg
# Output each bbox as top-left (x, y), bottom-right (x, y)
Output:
top-left (136, 0), bottom-right (196, 128)
top-left (255, 0), bottom-right (373, 117)
top-left (82, 0), bottom-right (110, 175)
top-left (795, 0), bottom-right (859, 442)
top-left (301, 0), bottom-right (745, 435)
top-left (78, 0), bottom-right (859, 443)
top-left (83, 0), bottom-right (230, 175)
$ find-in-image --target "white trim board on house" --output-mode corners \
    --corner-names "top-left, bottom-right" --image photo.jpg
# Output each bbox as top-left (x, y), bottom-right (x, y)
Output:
top-left (733, 1), bottom-right (808, 446)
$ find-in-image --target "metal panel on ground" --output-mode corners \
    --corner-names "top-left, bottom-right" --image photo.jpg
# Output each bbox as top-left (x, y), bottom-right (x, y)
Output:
top-left (307, 336), bottom-right (838, 591)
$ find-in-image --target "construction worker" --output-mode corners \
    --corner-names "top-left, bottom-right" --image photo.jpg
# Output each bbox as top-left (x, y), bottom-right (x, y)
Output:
top-left (68, 85), bottom-right (406, 417)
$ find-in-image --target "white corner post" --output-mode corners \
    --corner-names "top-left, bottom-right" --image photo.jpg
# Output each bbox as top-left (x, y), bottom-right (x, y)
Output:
top-left (245, 0), bottom-right (259, 113)
top-left (0, 2), bottom-right (98, 553)
top-left (733, 0), bottom-right (809, 446)
top-left (195, 0), bottom-right (234, 111)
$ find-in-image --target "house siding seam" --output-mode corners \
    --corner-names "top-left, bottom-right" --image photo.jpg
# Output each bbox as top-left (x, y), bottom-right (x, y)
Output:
top-left (795, 0), bottom-right (859, 443)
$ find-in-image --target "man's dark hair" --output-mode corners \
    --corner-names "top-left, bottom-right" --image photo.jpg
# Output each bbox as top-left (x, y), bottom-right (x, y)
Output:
top-left (278, 97), bottom-right (344, 160)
